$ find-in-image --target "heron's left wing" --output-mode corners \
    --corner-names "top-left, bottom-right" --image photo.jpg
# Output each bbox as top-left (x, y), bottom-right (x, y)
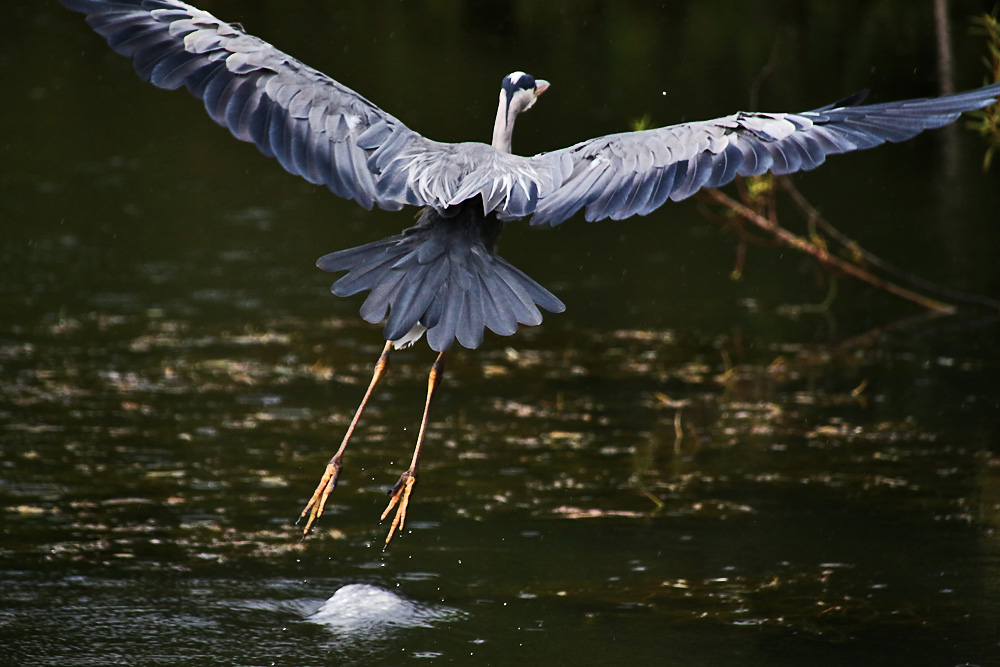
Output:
top-left (58, 0), bottom-right (501, 214)
top-left (523, 84), bottom-right (1000, 226)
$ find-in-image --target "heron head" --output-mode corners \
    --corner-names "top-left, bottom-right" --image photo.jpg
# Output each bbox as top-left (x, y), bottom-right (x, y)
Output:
top-left (501, 71), bottom-right (550, 117)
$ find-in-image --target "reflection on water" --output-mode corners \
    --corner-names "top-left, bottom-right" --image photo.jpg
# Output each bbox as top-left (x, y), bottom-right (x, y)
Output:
top-left (3, 2), bottom-right (1000, 666)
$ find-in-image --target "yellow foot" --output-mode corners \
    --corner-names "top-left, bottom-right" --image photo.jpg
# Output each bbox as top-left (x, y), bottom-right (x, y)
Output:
top-left (296, 458), bottom-right (342, 538)
top-left (380, 471), bottom-right (417, 547)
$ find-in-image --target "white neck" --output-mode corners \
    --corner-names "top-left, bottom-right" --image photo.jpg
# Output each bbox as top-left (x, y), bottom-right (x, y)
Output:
top-left (491, 89), bottom-right (515, 153)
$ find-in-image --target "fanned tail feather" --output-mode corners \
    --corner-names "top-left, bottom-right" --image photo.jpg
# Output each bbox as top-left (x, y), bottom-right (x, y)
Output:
top-left (318, 205), bottom-right (565, 351)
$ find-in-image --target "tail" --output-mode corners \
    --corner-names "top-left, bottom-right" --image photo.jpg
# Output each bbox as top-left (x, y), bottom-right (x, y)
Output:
top-left (318, 208), bottom-right (565, 351)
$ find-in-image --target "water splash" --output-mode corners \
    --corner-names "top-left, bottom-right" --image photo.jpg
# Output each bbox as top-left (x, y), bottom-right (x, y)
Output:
top-left (307, 584), bottom-right (462, 636)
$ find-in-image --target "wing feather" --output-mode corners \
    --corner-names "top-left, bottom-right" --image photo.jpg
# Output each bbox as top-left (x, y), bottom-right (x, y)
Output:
top-left (61, 0), bottom-right (464, 211)
top-left (527, 83), bottom-right (1000, 225)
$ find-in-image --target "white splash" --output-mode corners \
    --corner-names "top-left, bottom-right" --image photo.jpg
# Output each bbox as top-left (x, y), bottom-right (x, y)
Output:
top-left (307, 583), bottom-right (461, 633)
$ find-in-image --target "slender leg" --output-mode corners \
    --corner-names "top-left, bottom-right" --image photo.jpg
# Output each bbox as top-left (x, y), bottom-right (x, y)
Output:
top-left (381, 349), bottom-right (449, 547)
top-left (298, 340), bottom-right (393, 537)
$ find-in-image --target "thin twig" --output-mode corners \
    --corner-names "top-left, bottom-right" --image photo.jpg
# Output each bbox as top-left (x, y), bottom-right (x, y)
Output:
top-left (776, 177), bottom-right (1000, 310)
top-left (697, 187), bottom-right (958, 314)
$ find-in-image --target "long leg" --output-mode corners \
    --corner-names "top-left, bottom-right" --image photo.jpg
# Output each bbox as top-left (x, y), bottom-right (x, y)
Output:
top-left (298, 340), bottom-right (392, 537)
top-left (381, 349), bottom-right (449, 547)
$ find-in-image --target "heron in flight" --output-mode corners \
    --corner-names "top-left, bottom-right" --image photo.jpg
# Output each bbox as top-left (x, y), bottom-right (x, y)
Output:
top-left (61, 0), bottom-right (1000, 545)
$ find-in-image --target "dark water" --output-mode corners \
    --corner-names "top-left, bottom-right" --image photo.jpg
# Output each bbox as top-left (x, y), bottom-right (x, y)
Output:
top-left (3, 2), bottom-right (1000, 665)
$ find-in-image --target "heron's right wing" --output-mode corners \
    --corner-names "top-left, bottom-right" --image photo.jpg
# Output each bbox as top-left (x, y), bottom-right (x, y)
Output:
top-left (525, 83), bottom-right (1000, 226)
top-left (60, 0), bottom-right (479, 212)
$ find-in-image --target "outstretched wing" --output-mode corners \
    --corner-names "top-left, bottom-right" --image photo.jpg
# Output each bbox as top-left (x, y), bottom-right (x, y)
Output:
top-left (59, 0), bottom-right (516, 213)
top-left (62, 1), bottom-right (1000, 226)
top-left (525, 84), bottom-right (1000, 226)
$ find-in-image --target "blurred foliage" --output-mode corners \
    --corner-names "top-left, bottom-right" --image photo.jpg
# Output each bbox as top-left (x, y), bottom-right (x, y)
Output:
top-left (970, 8), bottom-right (1000, 169)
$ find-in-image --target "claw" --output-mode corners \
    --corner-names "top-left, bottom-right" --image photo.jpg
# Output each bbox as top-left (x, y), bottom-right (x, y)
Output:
top-left (297, 457), bottom-right (342, 537)
top-left (380, 471), bottom-right (417, 547)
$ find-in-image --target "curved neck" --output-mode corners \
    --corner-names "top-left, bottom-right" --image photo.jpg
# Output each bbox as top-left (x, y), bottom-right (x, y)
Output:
top-left (491, 90), bottom-right (515, 153)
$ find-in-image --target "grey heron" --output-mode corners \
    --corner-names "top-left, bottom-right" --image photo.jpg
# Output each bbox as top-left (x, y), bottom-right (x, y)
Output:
top-left (60, 0), bottom-right (1000, 545)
